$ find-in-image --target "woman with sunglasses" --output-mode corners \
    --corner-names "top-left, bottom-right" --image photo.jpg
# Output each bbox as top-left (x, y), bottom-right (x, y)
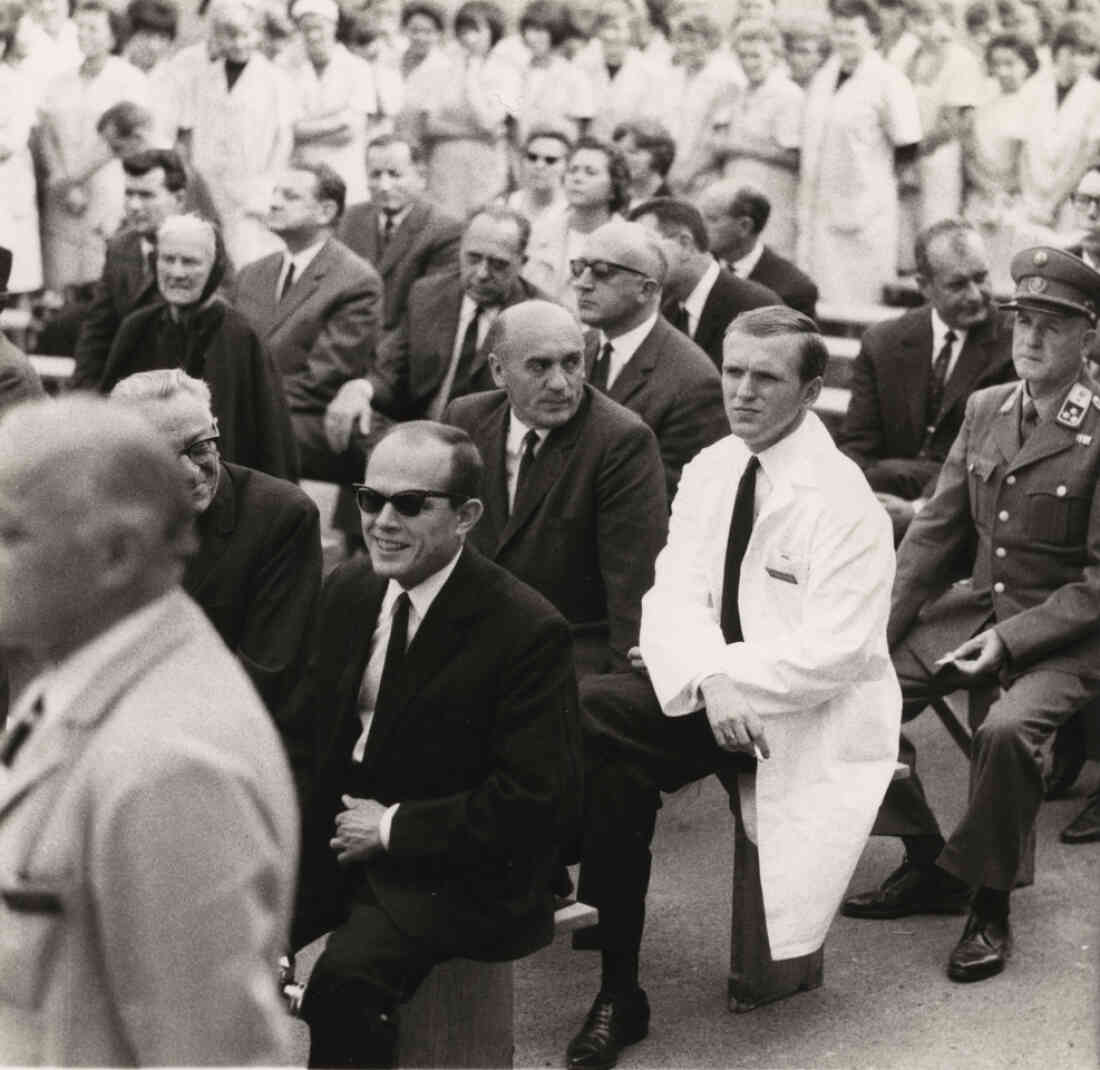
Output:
top-left (98, 214), bottom-right (297, 480)
top-left (522, 136), bottom-right (631, 311)
top-left (506, 126), bottom-right (572, 224)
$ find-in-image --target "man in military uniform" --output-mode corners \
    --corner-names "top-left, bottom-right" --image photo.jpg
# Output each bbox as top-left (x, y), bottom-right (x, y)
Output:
top-left (842, 247), bottom-right (1100, 983)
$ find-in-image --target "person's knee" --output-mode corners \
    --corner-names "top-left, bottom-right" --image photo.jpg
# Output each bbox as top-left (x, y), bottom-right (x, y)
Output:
top-left (974, 700), bottom-right (1031, 756)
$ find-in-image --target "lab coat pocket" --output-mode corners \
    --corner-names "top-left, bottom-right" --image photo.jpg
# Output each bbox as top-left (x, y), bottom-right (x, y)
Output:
top-left (762, 549), bottom-right (805, 623)
top-left (0, 872), bottom-right (69, 1009)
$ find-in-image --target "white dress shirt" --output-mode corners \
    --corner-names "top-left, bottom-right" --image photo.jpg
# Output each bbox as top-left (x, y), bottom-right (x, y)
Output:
top-left (427, 294), bottom-right (502, 419)
top-left (602, 309), bottom-right (660, 389)
top-left (352, 548), bottom-right (463, 845)
top-left (930, 307), bottom-right (967, 382)
top-left (681, 256), bottom-right (722, 338)
top-left (505, 411), bottom-right (549, 509)
top-left (275, 235), bottom-right (328, 300)
top-left (729, 240), bottom-right (765, 279)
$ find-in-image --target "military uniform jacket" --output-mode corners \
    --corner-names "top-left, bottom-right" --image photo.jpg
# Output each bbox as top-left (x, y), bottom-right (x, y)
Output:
top-left (890, 375), bottom-right (1100, 680)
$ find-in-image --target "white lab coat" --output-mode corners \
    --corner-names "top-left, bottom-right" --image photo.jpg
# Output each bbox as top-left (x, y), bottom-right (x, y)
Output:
top-left (797, 51), bottom-right (920, 304)
top-left (640, 414), bottom-right (901, 959)
top-left (0, 63), bottom-right (43, 293)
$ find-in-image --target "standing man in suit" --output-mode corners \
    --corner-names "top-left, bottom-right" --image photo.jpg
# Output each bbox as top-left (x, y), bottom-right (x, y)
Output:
top-left (696, 181), bottom-right (819, 320)
top-left (289, 421), bottom-right (580, 1069)
top-left (445, 300), bottom-right (667, 678)
top-left (572, 219), bottom-right (728, 499)
top-left (838, 220), bottom-right (1015, 539)
top-left (629, 197), bottom-right (779, 371)
top-left (337, 134), bottom-right (462, 330)
top-left (70, 148), bottom-right (187, 390)
top-left (111, 369), bottom-right (321, 731)
top-left (842, 248), bottom-right (1100, 983)
top-left (323, 206), bottom-right (544, 452)
top-left (234, 162), bottom-right (382, 483)
top-left (0, 247), bottom-right (44, 409)
top-left (0, 396), bottom-right (298, 1065)
top-left (564, 307), bottom-right (900, 1068)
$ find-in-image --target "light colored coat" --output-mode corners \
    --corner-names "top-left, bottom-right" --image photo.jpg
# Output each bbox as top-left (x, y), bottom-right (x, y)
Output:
top-left (640, 414), bottom-right (901, 959)
top-left (0, 591), bottom-right (298, 1066)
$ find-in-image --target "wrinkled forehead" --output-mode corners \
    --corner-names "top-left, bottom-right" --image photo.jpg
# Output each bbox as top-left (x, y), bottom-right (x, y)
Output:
top-left (157, 225), bottom-right (216, 262)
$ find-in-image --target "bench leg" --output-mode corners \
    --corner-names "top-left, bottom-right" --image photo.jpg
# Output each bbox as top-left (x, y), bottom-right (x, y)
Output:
top-left (727, 782), bottom-right (823, 1013)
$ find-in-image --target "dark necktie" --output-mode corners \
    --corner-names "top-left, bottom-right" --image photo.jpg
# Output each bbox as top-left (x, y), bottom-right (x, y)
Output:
top-left (719, 456), bottom-right (760, 644)
top-left (381, 210), bottom-right (397, 249)
top-left (451, 305), bottom-right (483, 397)
top-left (667, 302), bottom-right (690, 337)
top-left (727, 261), bottom-right (738, 275)
top-left (0, 694), bottom-right (45, 768)
top-left (512, 428), bottom-right (540, 513)
top-left (1019, 395), bottom-right (1039, 445)
top-left (926, 329), bottom-right (956, 430)
top-left (590, 340), bottom-right (613, 391)
top-left (373, 592), bottom-right (410, 727)
top-left (280, 260), bottom-right (296, 301)
top-left (146, 245), bottom-right (157, 281)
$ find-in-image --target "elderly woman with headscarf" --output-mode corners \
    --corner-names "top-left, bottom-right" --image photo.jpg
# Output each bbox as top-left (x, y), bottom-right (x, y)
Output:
top-left (99, 214), bottom-right (298, 481)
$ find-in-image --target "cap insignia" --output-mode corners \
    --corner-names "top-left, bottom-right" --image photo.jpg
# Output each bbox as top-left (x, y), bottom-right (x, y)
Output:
top-left (1026, 276), bottom-right (1048, 294)
top-left (1033, 250), bottom-right (1048, 266)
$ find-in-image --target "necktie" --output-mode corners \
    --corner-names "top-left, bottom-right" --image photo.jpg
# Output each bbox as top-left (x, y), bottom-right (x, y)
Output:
top-left (667, 302), bottom-right (691, 337)
top-left (727, 261), bottom-right (738, 275)
top-left (280, 260), bottom-right (296, 301)
top-left (1019, 395), bottom-right (1039, 445)
top-left (381, 210), bottom-right (397, 249)
top-left (146, 245), bottom-right (157, 281)
top-left (451, 305), bottom-right (483, 397)
top-left (926, 329), bottom-right (956, 430)
top-left (590, 340), bottom-right (613, 391)
top-left (719, 456), bottom-right (760, 644)
top-left (512, 428), bottom-right (540, 512)
top-left (0, 694), bottom-right (45, 768)
top-left (373, 592), bottom-right (410, 726)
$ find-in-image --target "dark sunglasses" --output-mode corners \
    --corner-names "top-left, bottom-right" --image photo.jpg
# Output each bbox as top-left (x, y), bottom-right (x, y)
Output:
top-left (526, 151), bottom-right (564, 164)
top-left (354, 485), bottom-right (464, 517)
top-left (569, 258), bottom-right (652, 282)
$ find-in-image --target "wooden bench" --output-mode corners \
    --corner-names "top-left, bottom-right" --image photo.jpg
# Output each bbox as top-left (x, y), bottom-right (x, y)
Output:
top-left (29, 354), bottom-right (75, 386)
top-left (726, 762), bottom-right (910, 1013)
top-left (283, 900), bottom-right (598, 1069)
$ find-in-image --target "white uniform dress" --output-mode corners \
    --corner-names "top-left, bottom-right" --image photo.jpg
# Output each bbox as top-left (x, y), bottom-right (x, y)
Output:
top-left (0, 63), bottom-right (43, 293)
top-left (574, 41), bottom-right (666, 141)
top-left (640, 414), bottom-right (901, 959)
top-left (797, 50), bottom-right (920, 305)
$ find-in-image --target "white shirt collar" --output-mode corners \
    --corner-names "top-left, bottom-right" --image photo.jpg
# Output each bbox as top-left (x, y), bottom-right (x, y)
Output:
top-left (603, 309), bottom-right (660, 388)
top-left (287, 235), bottom-right (328, 276)
top-left (507, 410), bottom-right (550, 453)
top-left (730, 241), bottom-right (764, 279)
top-left (9, 592), bottom-right (177, 732)
top-left (378, 202), bottom-right (412, 232)
top-left (682, 257), bottom-right (722, 335)
top-left (381, 546), bottom-right (463, 630)
top-left (929, 307), bottom-right (967, 379)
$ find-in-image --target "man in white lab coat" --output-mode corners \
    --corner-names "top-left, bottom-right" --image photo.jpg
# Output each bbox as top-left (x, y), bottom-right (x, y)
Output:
top-left (565, 306), bottom-right (901, 1070)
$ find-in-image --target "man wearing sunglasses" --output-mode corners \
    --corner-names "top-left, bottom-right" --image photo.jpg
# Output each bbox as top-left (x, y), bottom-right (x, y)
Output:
top-left (444, 299), bottom-right (667, 678)
top-left (572, 219), bottom-right (727, 500)
top-left (289, 421), bottom-right (580, 1069)
top-left (110, 369), bottom-right (322, 734)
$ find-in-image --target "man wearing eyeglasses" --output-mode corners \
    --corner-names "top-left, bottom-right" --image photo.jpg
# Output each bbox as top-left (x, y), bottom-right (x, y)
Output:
top-left (110, 369), bottom-right (322, 733)
top-left (1067, 168), bottom-right (1100, 275)
top-left (572, 219), bottom-right (727, 499)
top-left (288, 421), bottom-right (580, 1069)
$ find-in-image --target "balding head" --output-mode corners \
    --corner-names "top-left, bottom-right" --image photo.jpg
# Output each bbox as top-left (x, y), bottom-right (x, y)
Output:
top-left (0, 396), bottom-right (197, 659)
top-left (572, 221), bottom-right (666, 334)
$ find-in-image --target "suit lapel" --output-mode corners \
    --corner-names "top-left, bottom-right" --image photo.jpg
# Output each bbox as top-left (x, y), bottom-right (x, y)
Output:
top-left (496, 417), bottom-right (574, 552)
top-left (268, 238), bottom-right (335, 332)
top-left (897, 312), bottom-right (934, 442)
top-left (938, 317), bottom-right (996, 420)
top-left (409, 277), bottom-right (463, 403)
top-left (692, 278), bottom-right (726, 354)
top-left (182, 464), bottom-right (236, 597)
top-left (1005, 377), bottom-right (1088, 473)
top-left (479, 402), bottom-right (511, 547)
top-left (608, 319), bottom-right (661, 407)
top-left (357, 204), bottom-right (382, 269)
top-left (380, 200), bottom-right (429, 276)
top-left (247, 253), bottom-right (283, 333)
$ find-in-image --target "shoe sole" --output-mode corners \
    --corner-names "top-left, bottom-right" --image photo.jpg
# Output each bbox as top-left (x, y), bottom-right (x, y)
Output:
top-left (565, 1022), bottom-right (649, 1070)
top-left (947, 957), bottom-right (1006, 983)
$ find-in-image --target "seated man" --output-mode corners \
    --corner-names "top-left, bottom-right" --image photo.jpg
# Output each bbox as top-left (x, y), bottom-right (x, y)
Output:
top-left (288, 421), bottom-right (580, 1069)
top-left (565, 307), bottom-right (901, 1068)
top-left (628, 197), bottom-right (778, 372)
top-left (445, 300), bottom-right (667, 678)
top-left (696, 181), bottom-right (818, 320)
top-left (233, 162), bottom-right (382, 484)
top-left (111, 369), bottom-right (322, 730)
top-left (842, 248), bottom-right (1100, 983)
top-left (838, 219), bottom-right (1015, 539)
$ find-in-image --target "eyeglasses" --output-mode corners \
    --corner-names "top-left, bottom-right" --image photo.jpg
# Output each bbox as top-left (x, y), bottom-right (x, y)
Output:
top-left (526, 152), bottom-right (564, 165)
top-left (180, 435), bottom-right (220, 464)
top-left (569, 258), bottom-right (653, 282)
top-left (1072, 192), bottom-right (1100, 213)
top-left (354, 485), bottom-right (464, 517)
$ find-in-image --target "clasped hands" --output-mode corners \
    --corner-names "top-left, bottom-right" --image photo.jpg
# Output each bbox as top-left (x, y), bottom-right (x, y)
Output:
top-left (330, 794), bottom-right (387, 864)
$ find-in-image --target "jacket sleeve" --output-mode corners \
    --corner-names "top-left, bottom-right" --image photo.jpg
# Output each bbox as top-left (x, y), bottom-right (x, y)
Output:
top-left (72, 265), bottom-right (125, 390)
top-left (369, 310), bottom-right (410, 417)
top-left (240, 332), bottom-right (300, 481)
top-left (837, 336), bottom-right (884, 469)
top-left (422, 218), bottom-right (462, 277)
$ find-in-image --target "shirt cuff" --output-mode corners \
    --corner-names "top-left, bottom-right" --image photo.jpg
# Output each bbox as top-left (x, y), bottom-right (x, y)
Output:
top-left (379, 803), bottom-right (399, 850)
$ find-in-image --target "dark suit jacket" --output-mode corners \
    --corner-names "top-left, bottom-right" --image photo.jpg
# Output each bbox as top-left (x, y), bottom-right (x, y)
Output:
top-left (338, 198), bottom-right (462, 331)
top-left (664, 264), bottom-right (778, 371)
top-left (586, 315), bottom-right (728, 500)
top-left (838, 307), bottom-right (1015, 491)
top-left (293, 546), bottom-right (581, 962)
top-left (747, 245), bottom-right (819, 320)
top-left (101, 299), bottom-right (299, 480)
top-left (444, 386), bottom-right (667, 675)
top-left (71, 230), bottom-right (157, 390)
top-left (370, 270), bottom-right (545, 420)
top-left (233, 236), bottom-right (382, 414)
top-left (184, 461), bottom-right (321, 726)
top-left (0, 335), bottom-right (44, 411)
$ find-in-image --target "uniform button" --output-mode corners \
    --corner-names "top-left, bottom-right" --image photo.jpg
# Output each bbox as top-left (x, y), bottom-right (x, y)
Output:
top-left (994, 581), bottom-right (1005, 593)
top-left (998, 510), bottom-right (1009, 522)
top-left (995, 547), bottom-right (1006, 558)
top-left (1057, 485), bottom-right (1067, 497)
top-left (1006, 475), bottom-right (1016, 486)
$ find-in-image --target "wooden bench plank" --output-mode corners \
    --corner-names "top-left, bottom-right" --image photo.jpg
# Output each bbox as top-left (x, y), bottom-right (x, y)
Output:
top-left (29, 354), bottom-right (75, 382)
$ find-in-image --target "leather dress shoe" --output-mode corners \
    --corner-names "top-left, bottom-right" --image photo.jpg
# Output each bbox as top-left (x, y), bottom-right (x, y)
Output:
top-left (1045, 750), bottom-right (1085, 800)
top-left (947, 912), bottom-right (1012, 982)
top-left (566, 988), bottom-right (649, 1070)
top-left (842, 858), bottom-right (970, 919)
top-left (1060, 793), bottom-right (1100, 843)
